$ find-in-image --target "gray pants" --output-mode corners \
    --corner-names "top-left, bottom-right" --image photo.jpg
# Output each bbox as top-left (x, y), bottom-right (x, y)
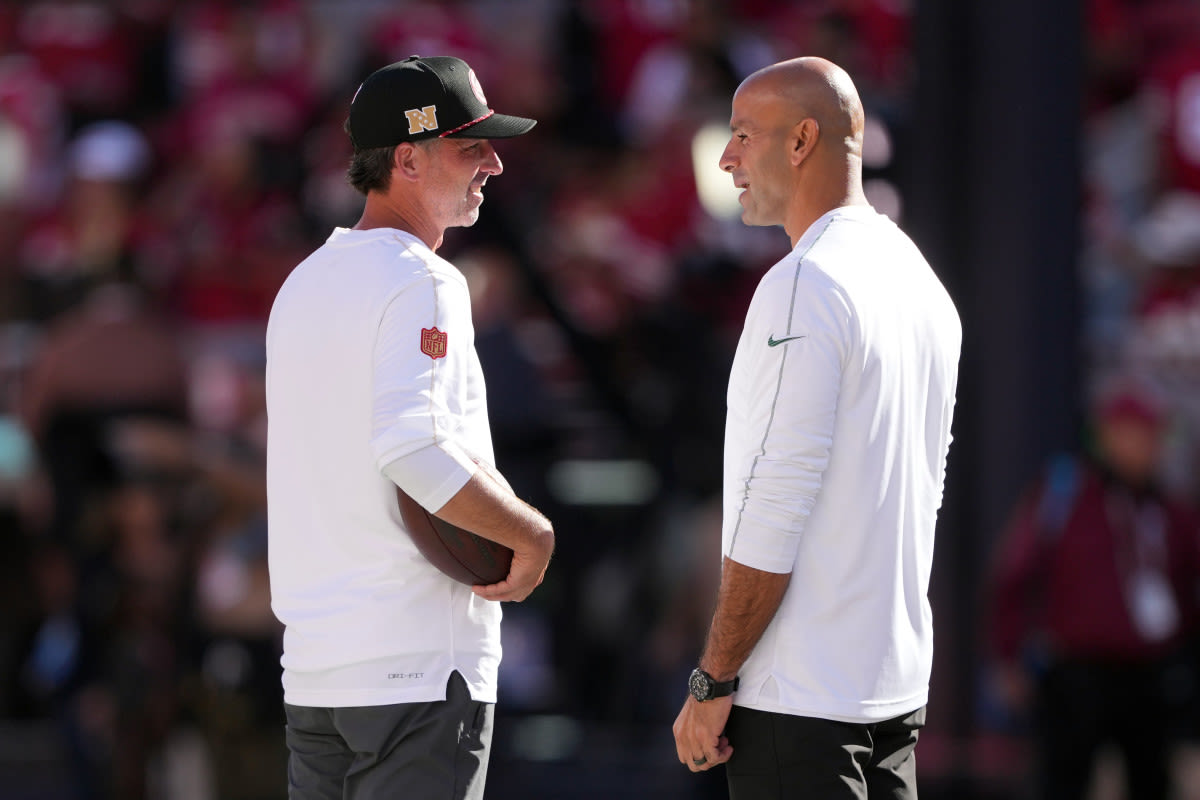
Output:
top-left (284, 671), bottom-right (493, 800)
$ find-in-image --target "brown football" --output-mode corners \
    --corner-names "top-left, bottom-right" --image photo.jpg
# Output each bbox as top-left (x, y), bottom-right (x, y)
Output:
top-left (395, 462), bottom-right (515, 586)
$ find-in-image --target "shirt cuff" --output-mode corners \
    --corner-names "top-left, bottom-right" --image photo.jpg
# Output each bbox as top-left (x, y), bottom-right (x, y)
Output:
top-left (382, 442), bottom-right (477, 512)
top-left (726, 513), bottom-right (800, 574)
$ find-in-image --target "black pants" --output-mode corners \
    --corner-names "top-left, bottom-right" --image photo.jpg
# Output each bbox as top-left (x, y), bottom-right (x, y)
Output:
top-left (1033, 660), bottom-right (1173, 800)
top-left (283, 671), bottom-right (493, 800)
top-left (724, 706), bottom-right (925, 799)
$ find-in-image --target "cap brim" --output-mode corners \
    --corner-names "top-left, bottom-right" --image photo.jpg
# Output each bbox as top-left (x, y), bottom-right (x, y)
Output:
top-left (446, 113), bottom-right (536, 139)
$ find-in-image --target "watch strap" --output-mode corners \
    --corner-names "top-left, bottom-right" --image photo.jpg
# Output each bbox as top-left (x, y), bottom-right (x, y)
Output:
top-left (710, 674), bottom-right (740, 697)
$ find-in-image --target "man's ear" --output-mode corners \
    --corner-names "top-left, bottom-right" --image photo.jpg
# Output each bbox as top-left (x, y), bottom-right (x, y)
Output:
top-left (393, 142), bottom-right (422, 181)
top-left (789, 118), bottom-right (819, 167)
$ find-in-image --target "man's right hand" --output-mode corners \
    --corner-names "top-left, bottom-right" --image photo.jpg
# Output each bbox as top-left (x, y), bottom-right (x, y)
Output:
top-left (431, 464), bottom-right (555, 602)
top-left (472, 529), bottom-right (553, 602)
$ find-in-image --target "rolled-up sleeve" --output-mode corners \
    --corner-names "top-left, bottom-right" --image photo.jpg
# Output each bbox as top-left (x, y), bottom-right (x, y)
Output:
top-left (725, 269), bottom-right (851, 573)
top-left (370, 270), bottom-right (478, 512)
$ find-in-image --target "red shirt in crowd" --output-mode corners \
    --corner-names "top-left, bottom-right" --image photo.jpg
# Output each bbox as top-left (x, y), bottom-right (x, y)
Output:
top-left (989, 459), bottom-right (1200, 665)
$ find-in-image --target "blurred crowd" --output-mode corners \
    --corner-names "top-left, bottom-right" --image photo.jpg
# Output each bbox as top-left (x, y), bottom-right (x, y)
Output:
top-left (0, 1), bottom-right (916, 798)
top-left (1079, 0), bottom-right (1200, 498)
top-left (978, 1), bottom-right (1200, 798)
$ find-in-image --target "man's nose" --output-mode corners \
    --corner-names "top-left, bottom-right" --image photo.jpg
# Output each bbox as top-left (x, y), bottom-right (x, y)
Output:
top-left (719, 144), bottom-right (736, 173)
top-left (481, 141), bottom-right (503, 175)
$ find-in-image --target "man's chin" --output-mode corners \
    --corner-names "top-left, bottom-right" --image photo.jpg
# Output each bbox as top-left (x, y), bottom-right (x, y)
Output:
top-left (740, 208), bottom-right (770, 227)
top-left (450, 209), bottom-right (482, 229)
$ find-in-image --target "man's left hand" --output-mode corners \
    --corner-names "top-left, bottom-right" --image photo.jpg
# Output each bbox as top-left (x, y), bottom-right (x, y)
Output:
top-left (673, 695), bottom-right (733, 772)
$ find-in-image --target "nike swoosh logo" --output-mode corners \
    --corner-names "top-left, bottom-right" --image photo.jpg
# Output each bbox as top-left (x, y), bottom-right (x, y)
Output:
top-left (767, 335), bottom-right (806, 347)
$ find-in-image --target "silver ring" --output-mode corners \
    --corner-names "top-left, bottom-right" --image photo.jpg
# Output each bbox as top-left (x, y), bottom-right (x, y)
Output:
top-left (692, 757), bottom-right (707, 766)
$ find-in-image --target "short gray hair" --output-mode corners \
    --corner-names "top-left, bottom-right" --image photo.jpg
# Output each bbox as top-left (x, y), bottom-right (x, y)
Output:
top-left (346, 145), bottom-right (395, 195)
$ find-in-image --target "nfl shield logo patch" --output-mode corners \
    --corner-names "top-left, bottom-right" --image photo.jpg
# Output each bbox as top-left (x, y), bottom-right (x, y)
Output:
top-left (420, 327), bottom-right (448, 359)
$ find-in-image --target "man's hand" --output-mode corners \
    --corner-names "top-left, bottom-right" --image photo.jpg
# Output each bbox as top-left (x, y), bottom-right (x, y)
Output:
top-left (431, 465), bottom-right (555, 602)
top-left (472, 532), bottom-right (553, 602)
top-left (671, 558), bottom-right (789, 774)
top-left (673, 695), bottom-right (734, 772)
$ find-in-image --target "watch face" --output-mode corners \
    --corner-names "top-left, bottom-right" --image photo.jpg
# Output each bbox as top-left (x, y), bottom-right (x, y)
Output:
top-left (688, 669), bottom-right (712, 701)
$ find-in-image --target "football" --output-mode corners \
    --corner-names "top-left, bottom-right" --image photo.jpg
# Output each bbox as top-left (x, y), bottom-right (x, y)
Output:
top-left (395, 461), bottom-right (515, 586)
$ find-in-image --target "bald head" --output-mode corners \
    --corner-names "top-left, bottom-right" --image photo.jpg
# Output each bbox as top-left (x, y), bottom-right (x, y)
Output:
top-left (720, 57), bottom-right (869, 244)
top-left (741, 57), bottom-right (865, 158)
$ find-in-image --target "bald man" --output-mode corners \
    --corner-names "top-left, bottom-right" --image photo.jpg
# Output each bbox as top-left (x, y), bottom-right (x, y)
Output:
top-left (672, 57), bottom-right (962, 799)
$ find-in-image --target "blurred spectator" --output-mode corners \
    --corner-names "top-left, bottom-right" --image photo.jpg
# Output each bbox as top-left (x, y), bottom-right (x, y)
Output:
top-left (167, 0), bottom-right (317, 143)
top-left (1079, 0), bottom-right (1200, 505)
top-left (1126, 192), bottom-right (1200, 501)
top-left (361, 0), bottom-right (492, 76)
top-left (144, 0), bottom-right (317, 333)
top-left (15, 120), bottom-right (154, 322)
top-left (0, 52), bottom-right (66, 220)
top-left (14, 2), bottom-right (145, 124)
top-left (984, 378), bottom-right (1200, 800)
top-left (578, 0), bottom-right (689, 118)
top-left (145, 119), bottom-right (308, 328)
top-left (296, 101), bottom-right (359, 232)
top-left (619, 0), bottom-right (772, 145)
top-left (1141, 0), bottom-right (1200, 198)
top-left (12, 461), bottom-right (194, 800)
top-left (18, 278), bottom-right (190, 547)
top-left (117, 407), bottom-right (280, 800)
top-left (759, 0), bottom-right (913, 110)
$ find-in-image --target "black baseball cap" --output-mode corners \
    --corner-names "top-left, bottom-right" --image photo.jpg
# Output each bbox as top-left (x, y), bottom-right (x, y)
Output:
top-left (348, 55), bottom-right (536, 149)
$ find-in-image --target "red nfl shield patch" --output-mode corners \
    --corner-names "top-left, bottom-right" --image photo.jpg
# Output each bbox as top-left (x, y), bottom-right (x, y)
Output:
top-left (420, 327), bottom-right (448, 359)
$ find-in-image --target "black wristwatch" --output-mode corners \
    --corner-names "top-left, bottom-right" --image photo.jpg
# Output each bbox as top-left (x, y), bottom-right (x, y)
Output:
top-left (688, 668), bottom-right (739, 702)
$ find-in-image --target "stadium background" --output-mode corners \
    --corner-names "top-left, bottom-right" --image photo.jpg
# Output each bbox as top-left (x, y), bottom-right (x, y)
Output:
top-left (0, 0), bottom-right (1198, 798)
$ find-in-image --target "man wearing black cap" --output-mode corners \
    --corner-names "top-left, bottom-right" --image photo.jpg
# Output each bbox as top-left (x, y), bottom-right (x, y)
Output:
top-left (265, 56), bottom-right (553, 800)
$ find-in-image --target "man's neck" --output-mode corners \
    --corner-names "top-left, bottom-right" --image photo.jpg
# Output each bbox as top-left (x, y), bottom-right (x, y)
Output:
top-left (354, 194), bottom-right (442, 251)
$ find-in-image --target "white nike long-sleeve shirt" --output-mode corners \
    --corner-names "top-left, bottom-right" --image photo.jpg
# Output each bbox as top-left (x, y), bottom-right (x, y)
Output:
top-left (266, 227), bottom-right (500, 707)
top-left (723, 205), bottom-right (961, 723)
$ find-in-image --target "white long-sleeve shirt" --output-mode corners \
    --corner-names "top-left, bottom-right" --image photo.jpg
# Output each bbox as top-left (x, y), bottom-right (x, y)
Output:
top-left (266, 227), bottom-right (500, 708)
top-left (723, 205), bottom-right (961, 723)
